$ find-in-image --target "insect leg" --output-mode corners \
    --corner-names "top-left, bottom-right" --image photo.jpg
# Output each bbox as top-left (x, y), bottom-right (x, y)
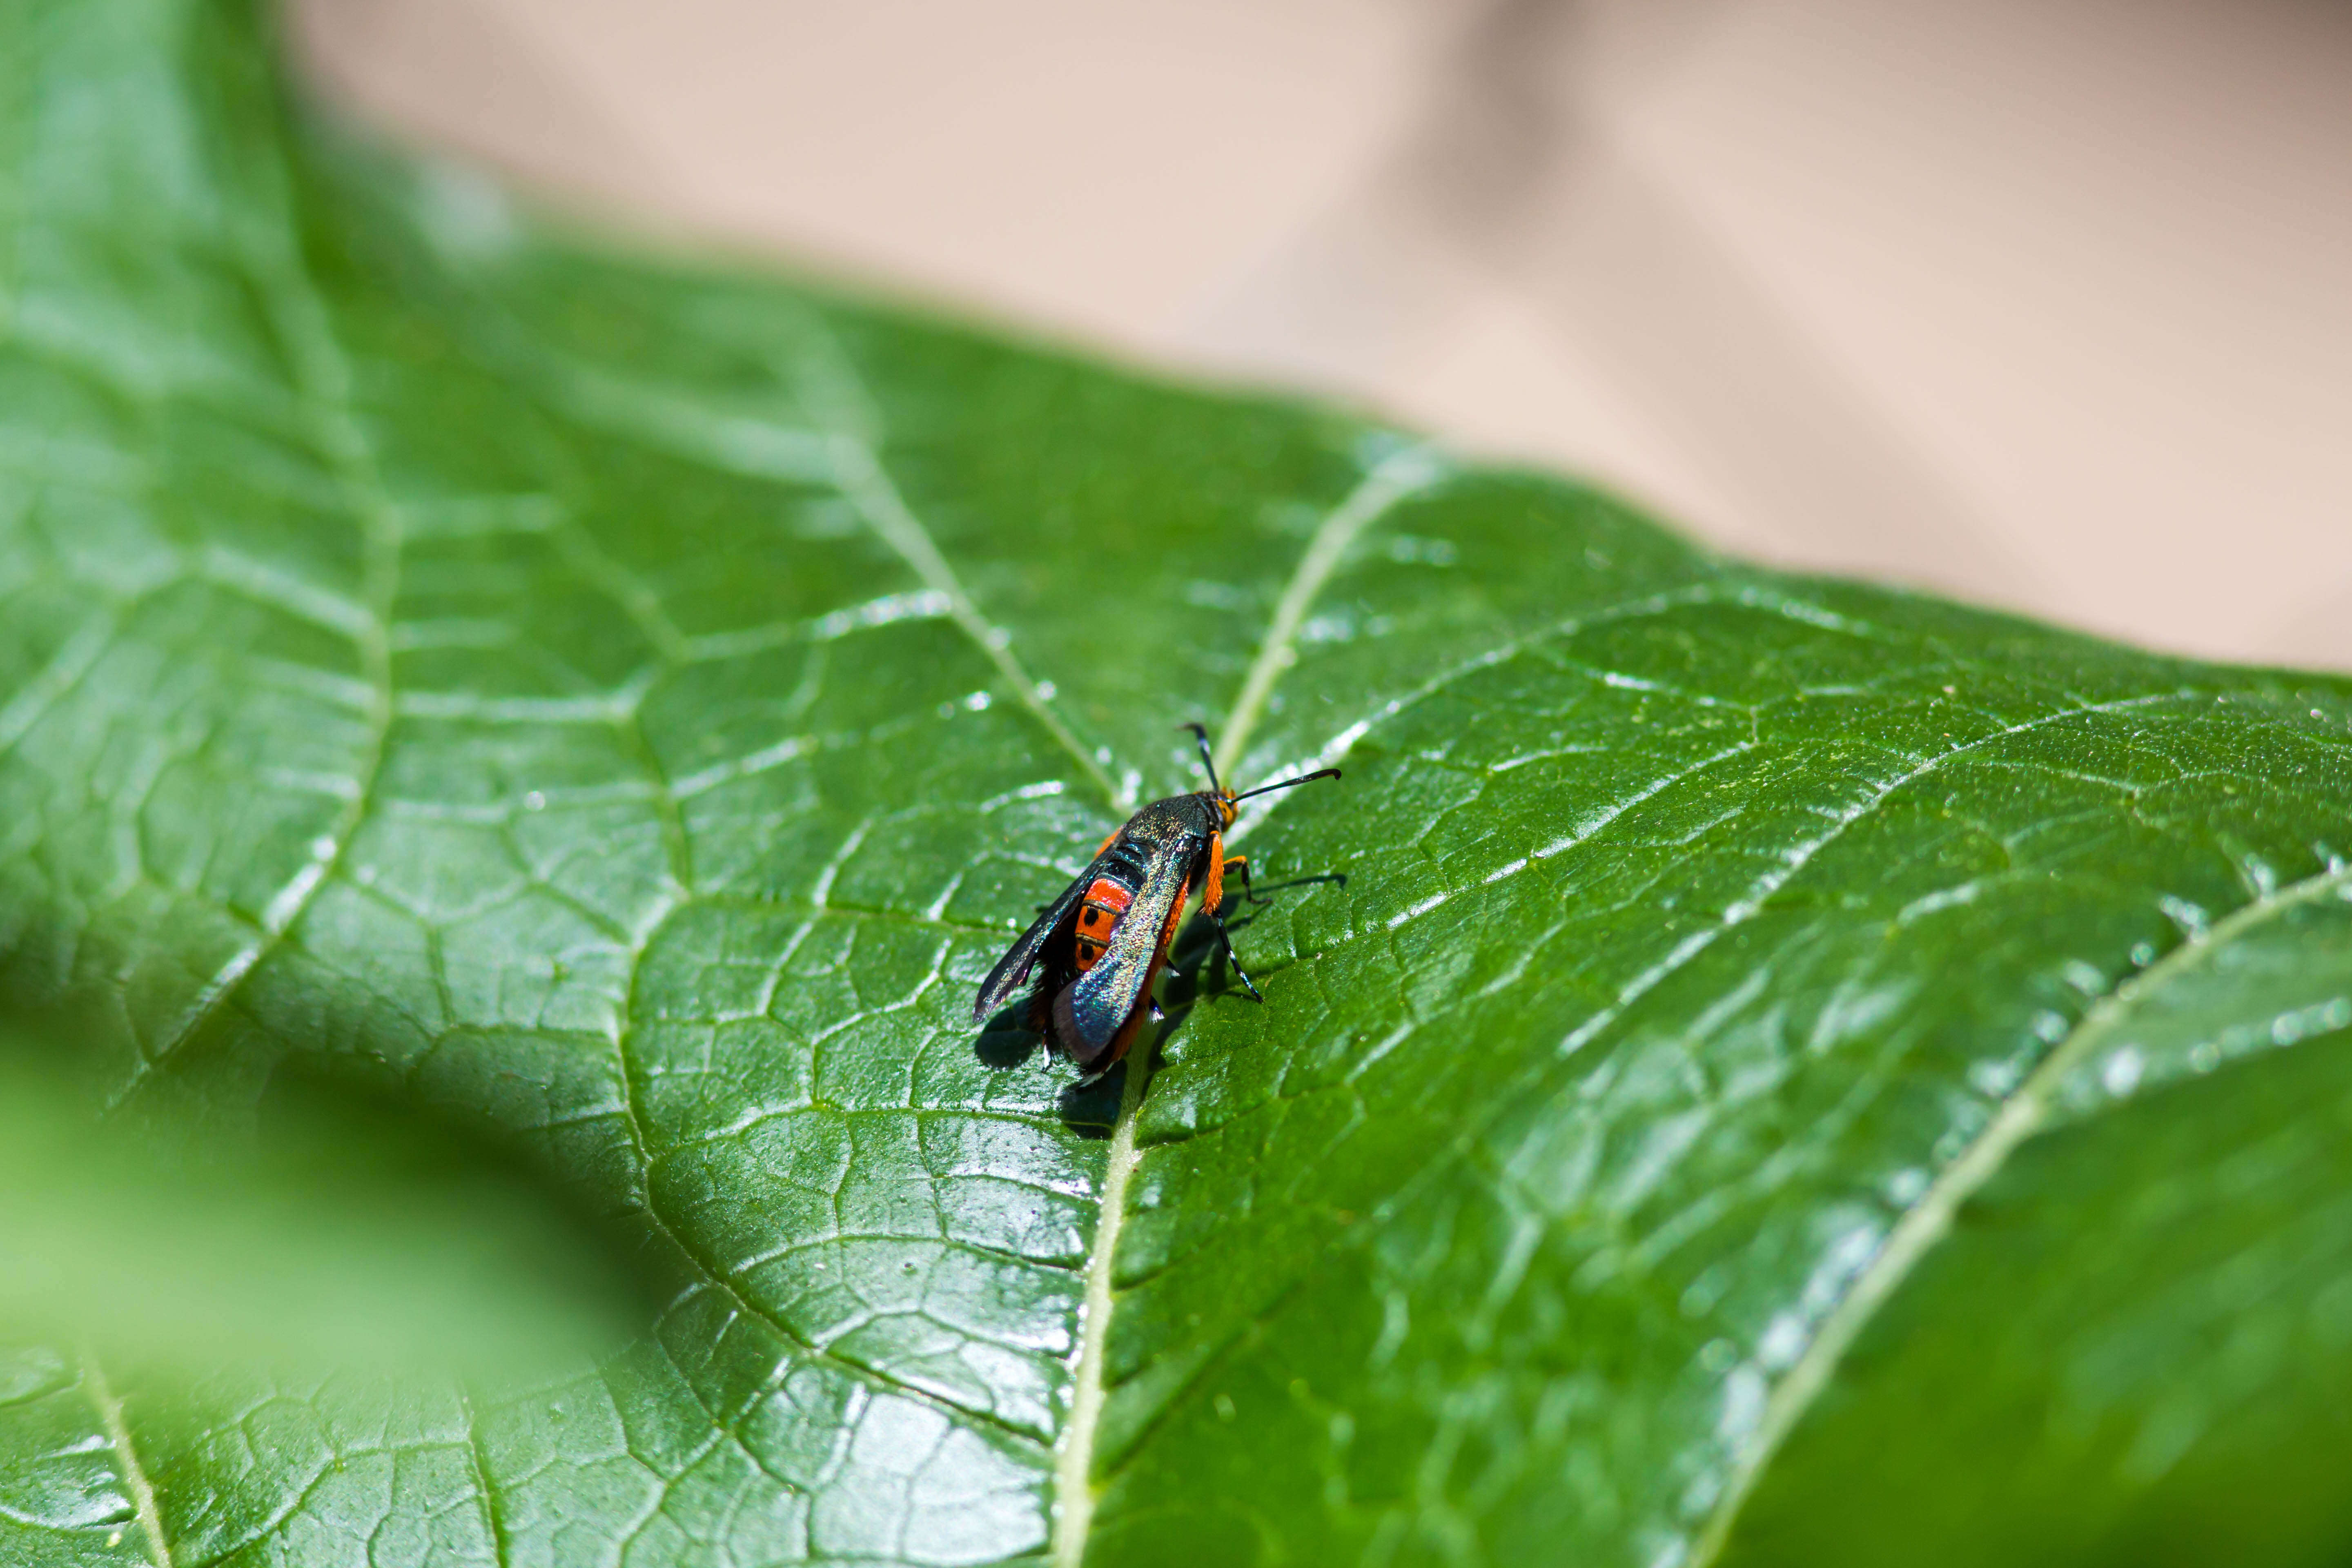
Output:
top-left (1221, 855), bottom-right (1270, 907)
top-left (1207, 909), bottom-right (1264, 1002)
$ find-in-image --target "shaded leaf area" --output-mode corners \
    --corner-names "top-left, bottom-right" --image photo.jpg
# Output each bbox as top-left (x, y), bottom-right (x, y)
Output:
top-left (2, 4), bottom-right (2351, 1568)
top-left (1721, 880), bottom-right (2352, 1568)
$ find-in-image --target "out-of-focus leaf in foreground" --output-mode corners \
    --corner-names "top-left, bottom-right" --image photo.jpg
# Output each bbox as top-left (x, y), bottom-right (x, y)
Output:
top-left (0, 1045), bottom-right (634, 1379)
top-left (2, 3), bottom-right (2351, 1566)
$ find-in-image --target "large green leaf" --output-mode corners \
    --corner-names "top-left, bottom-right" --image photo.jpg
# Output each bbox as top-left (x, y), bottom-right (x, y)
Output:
top-left (4, 2), bottom-right (2351, 1565)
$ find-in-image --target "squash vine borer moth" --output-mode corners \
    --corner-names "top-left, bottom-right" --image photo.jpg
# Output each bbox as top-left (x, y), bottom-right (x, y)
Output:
top-left (973, 724), bottom-right (1339, 1084)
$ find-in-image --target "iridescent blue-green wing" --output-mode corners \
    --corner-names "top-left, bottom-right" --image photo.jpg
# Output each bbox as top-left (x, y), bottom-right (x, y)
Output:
top-left (1057, 838), bottom-right (1196, 1054)
top-left (973, 858), bottom-right (1098, 1022)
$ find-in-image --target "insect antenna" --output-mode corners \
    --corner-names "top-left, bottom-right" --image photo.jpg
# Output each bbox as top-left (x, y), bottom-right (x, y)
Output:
top-left (1229, 767), bottom-right (1342, 802)
top-left (1178, 722), bottom-right (1223, 793)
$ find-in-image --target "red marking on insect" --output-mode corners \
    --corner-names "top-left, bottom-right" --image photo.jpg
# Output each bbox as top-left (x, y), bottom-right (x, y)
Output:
top-left (1072, 878), bottom-right (1135, 974)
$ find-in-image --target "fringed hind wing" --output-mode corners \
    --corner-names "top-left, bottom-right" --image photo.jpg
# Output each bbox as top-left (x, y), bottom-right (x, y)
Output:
top-left (1058, 836), bottom-right (1196, 1055)
top-left (973, 857), bottom-right (1099, 1022)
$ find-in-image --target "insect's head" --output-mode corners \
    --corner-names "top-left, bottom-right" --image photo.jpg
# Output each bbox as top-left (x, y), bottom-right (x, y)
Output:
top-left (1179, 723), bottom-right (1340, 829)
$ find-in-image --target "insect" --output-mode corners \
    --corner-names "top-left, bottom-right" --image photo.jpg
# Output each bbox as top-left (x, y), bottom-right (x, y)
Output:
top-left (973, 724), bottom-right (1340, 1083)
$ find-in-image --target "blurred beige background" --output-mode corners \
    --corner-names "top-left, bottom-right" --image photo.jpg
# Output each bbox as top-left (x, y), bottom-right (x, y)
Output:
top-left (292, 0), bottom-right (2352, 671)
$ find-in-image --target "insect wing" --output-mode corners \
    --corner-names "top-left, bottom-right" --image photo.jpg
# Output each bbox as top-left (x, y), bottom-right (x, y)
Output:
top-left (1060, 837), bottom-right (1195, 1052)
top-left (973, 856), bottom-right (1101, 1022)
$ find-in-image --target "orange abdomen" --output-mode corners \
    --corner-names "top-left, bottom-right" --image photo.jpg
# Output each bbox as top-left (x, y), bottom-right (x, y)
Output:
top-left (1071, 877), bottom-right (1134, 973)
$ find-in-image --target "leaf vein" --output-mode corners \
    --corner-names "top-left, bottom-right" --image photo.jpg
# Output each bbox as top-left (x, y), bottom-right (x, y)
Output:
top-left (1217, 442), bottom-right (1448, 776)
top-left (114, 238), bottom-right (404, 1109)
top-left (457, 1388), bottom-right (510, 1568)
top-left (1086, 689), bottom-right (2215, 1491)
top-left (1051, 1052), bottom-right (1149, 1567)
top-left (81, 1345), bottom-right (172, 1568)
top-left (611, 916), bottom-right (1050, 1449)
top-left (822, 432), bottom-right (1122, 810)
top-left (1687, 856), bottom-right (2352, 1564)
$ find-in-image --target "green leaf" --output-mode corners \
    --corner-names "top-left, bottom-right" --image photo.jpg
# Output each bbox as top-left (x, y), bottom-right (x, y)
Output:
top-left (0, 1045), bottom-right (634, 1381)
top-left (3, 3), bottom-right (2351, 1566)
top-left (0, 1040), bottom-right (637, 1568)
top-left (1716, 884), bottom-right (2352, 1568)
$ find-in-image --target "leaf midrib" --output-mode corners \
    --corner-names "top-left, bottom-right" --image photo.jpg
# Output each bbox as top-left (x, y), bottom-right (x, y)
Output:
top-left (83, 1344), bottom-right (170, 1568)
top-left (1054, 1048), bottom-right (1149, 1568)
top-left (1050, 447), bottom-right (1446, 1567)
top-left (1214, 444), bottom-right (1443, 780)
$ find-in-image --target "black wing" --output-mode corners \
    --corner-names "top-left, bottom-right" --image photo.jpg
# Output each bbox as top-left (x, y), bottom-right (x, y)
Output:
top-left (1057, 837), bottom-right (1197, 1054)
top-left (973, 855), bottom-right (1102, 1022)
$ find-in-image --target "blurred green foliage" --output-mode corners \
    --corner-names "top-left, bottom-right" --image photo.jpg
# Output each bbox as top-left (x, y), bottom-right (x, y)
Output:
top-left (3, 2), bottom-right (2352, 1565)
top-left (0, 1040), bottom-right (633, 1374)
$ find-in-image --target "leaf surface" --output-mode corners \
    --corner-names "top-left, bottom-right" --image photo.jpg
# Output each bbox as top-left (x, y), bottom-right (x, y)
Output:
top-left (4, 4), bottom-right (2352, 1566)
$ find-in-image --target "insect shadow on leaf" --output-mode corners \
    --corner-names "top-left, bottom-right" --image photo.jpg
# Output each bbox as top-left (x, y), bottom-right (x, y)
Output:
top-left (972, 1003), bottom-right (1044, 1070)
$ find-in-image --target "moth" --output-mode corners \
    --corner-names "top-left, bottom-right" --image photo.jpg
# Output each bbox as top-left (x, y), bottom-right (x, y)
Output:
top-left (973, 724), bottom-right (1338, 1082)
